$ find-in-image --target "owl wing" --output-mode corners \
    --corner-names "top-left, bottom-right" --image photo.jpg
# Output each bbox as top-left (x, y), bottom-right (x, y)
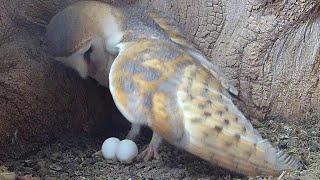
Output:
top-left (148, 10), bottom-right (192, 48)
top-left (108, 39), bottom-right (301, 176)
top-left (149, 9), bottom-right (238, 95)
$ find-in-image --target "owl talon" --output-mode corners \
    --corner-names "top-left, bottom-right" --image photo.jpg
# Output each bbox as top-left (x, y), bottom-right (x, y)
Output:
top-left (138, 132), bottom-right (162, 161)
top-left (46, 2), bottom-right (302, 175)
top-left (138, 145), bottom-right (160, 161)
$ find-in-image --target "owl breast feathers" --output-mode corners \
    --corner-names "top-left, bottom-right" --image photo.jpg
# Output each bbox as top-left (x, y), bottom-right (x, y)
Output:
top-left (46, 1), bottom-right (302, 176)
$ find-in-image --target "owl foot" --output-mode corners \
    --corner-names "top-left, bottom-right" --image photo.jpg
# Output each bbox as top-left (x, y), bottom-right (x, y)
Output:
top-left (138, 132), bottom-right (162, 161)
top-left (138, 144), bottom-right (160, 161)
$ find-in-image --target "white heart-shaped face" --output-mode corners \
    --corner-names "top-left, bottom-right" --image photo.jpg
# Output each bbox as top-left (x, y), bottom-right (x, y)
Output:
top-left (86, 37), bottom-right (116, 87)
top-left (55, 42), bottom-right (92, 79)
top-left (54, 37), bottom-right (115, 82)
top-left (46, 1), bottom-right (124, 85)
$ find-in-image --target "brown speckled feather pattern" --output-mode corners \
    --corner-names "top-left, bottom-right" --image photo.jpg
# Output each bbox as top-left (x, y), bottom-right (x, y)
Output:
top-left (109, 40), bottom-right (191, 142)
top-left (148, 10), bottom-right (192, 49)
top-left (147, 9), bottom-right (239, 96)
top-left (109, 38), bottom-right (301, 176)
top-left (46, 1), bottom-right (302, 176)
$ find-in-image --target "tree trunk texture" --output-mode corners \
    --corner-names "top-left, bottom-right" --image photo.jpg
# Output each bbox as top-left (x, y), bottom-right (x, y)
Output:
top-left (0, 0), bottom-right (134, 159)
top-left (140, 0), bottom-right (320, 121)
top-left (0, 0), bottom-right (319, 158)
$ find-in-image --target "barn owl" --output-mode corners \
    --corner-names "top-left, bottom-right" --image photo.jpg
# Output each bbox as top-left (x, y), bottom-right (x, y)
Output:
top-left (45, 1), bottom-right (301, 176)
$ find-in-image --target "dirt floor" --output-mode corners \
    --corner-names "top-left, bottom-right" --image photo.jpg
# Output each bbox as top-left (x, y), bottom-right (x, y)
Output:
top-left (1, 114), bottom-right (319, 179)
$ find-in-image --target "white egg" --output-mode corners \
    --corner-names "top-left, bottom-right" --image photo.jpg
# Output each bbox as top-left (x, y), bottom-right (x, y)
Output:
top-left (115, 139), bottom-right (138, 163)
top-left (101, 137), bottom-right (120, 161)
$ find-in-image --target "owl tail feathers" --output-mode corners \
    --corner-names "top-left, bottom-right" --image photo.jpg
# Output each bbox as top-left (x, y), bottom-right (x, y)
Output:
top-left (181, 124), bottom-right (302, 177)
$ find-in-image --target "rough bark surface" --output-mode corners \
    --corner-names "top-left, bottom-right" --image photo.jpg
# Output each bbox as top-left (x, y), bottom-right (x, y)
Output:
top-left (0, 0), bottom-right (319, 158)
top-left (140, 0), bottom-right (320, 121)
top-left (0, 0), bottom-right (134, 159)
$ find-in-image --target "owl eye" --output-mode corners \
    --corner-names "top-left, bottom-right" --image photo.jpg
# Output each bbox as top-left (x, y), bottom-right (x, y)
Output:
top-left (84, 46), bottom-right (93, 63)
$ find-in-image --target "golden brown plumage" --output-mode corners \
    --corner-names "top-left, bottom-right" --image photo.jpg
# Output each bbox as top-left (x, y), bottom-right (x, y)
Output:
top-left (109, 39), bottom-right (301, 176)
top-left (46, 1), bottom-right (302, 176)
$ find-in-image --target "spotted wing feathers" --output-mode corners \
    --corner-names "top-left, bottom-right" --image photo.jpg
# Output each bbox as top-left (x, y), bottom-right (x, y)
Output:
top-left (149, 9), bottom-right (238, 96)
top-left (177, 64), bottom-right (301, 176)
top-left (109, 39), bottom-right (301, 176)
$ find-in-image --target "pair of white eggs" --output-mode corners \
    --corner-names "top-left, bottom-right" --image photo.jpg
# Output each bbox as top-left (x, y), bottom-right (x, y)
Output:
top-left (101, 137), bottom-right (138, 163)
